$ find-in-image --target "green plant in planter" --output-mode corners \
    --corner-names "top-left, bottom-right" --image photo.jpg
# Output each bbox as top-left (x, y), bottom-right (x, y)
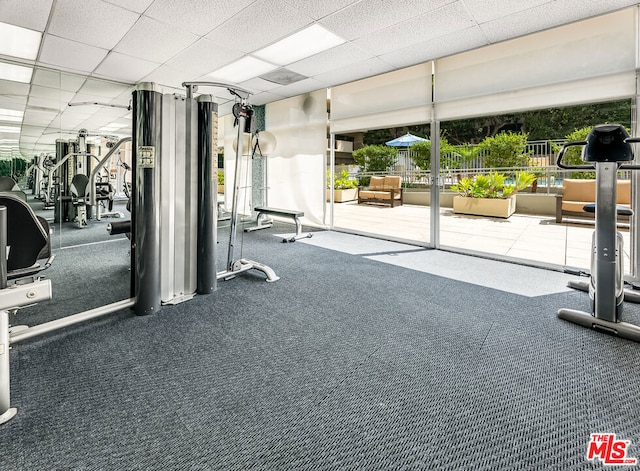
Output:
top-left (217, 171), bottom-right (224, 185)
top-left (451, 171), bottom-right (536, 199)
top-left (327, 169), bottom-right (359, 189)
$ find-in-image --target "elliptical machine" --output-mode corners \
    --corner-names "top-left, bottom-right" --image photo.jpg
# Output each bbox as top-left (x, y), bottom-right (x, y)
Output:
top-left (557, 123), bottom-right (640, 342)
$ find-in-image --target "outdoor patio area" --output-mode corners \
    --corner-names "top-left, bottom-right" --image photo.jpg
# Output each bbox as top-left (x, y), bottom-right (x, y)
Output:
top-left (330, 201), bottom-right (632, 273)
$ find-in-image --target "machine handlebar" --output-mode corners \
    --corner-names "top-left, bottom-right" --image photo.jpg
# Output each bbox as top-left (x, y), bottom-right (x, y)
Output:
top-left (556, 137), bottom-right (640, 170)
top-left (555, 140), bottom-right (590, 170)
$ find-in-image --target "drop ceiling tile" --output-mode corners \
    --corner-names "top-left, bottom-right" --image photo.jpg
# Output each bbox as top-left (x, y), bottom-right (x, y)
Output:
top-left (31, 68), bottom-right (63, 89)
top-left (379, 26), bottom-right (487, 67)
top-left (20, 125), bottom-right (47, 137)
top-left (0, 96), bottom-right (26, 111)
top-left (166, 39), bottom-right (243, 77)
top-left (47, 0), bottom-right (140, 50)
top-left (287, 42), bottom-right (375, 77)
top-left (39, 35), bottom-right (108, 74)
top-left (320, 0), bottom-right (453, 40)
top-left (144, 0), bottom-right (255, 36)
top-left (94, 52), bottom-right (160, 83)
top-left (0, 79), bottom-right (29, 96)
top-left (479, 0), bottom-right (636, 43)
top-left (239, 77), bottom-right (283, 93)
top-left (90, 106), bottom-right (131, 120)
top-left (114, 16), bottom-right (199, 64)
top-left (313, 57), bottom-right (394, 87)
top-left (270, 77), bottom-right (326, 98)
top-left (103, 0), bottom-right (155, 14)
top-left (0, 0), bottom-right (54, 31)
top-left (28, 96), bottom-right (66, 112)
top-left (23, 109), bottom-right (57, 126)
top-left (283, 0), bottom-right (361, 20)
top-left (463, 0), bottom-right (551, 24)
top-left (354, 2), bottom-right (475, 57)
top-left (59, 113), bottom-right (90, 130)
top-left (142, 65), bottom-right (195, 90)
top-left (205, 0), bottom-right (313, 53)
top-left (29, 85), bottom-right (75, 103)
top-left (78, 78), bottom-right (134, 100)
top-left (59, 73), bottom-right (87, 92)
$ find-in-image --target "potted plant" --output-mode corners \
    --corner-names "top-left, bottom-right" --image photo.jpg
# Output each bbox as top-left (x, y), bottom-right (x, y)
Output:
top-left (451, 171), bottom-right (536, 218)
top-left (327, 169), bottom-right (359, 202)
top-left (217, 171), bottom-right (224, 194)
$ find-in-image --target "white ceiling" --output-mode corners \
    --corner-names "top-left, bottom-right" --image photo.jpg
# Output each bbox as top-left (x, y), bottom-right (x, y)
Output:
top-left (0, 0), bottom-right (638, 157)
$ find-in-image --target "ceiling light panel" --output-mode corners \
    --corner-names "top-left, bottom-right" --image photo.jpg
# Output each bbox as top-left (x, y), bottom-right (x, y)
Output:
top-left (0, 108), bottom-right (23, 122)
top-left (0, 125), bottom-right (21, 133)
top-left (253, 24), bottom-right (345, 66)
top-left (0, 62), bottom-right (33, 83)
top-left (0, 21), bottom-right (42, 60)
top-left (207, 56), bottom-right (278, 83)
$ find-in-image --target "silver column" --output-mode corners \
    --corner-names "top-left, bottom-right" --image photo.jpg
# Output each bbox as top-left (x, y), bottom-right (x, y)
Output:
top-left (197, 95), bottom-right (217, 294)
top-left (132, 83), bottom-right (162, 315)
top-left (594, 162), bottom-right (619, 321)
top-left (0, 206), bottom-right (16, 425)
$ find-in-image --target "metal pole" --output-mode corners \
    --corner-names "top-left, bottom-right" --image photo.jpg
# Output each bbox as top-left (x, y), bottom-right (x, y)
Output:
top-left (227, 104), bottom-right (250, 270)
top-left (430, 117), bottom-right (440, 248)
top-left (0, 207), bottom-right (6, 291)
top-left (10, 298), bottom-right (135, 344)
top-left (197, 95), bottom-right (217, 294)
top-left (132, 83), bottom-right (162, 315)
top-left (594, 162), bottom-right (618, 322)
top-left (0, 206), bottom-right (16, 425)
top-left (329, 133), bottom-right (335, 228)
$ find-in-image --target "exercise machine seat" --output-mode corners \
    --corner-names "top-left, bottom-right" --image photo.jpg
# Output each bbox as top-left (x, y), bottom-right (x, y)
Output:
top-left (70, 174), bottom-right (90, 205)
top-left (0, 176), bottom-right (19, 192)
top-left (0, 194), bottom-right (51, 277)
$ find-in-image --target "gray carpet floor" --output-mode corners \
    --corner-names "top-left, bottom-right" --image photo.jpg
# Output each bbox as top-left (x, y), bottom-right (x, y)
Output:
top-left (2, 220), bottom-right (640, 470)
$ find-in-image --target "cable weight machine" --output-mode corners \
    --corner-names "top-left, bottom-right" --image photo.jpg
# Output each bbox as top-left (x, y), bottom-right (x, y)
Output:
top-left (183, 82), bottom-right (279, 283)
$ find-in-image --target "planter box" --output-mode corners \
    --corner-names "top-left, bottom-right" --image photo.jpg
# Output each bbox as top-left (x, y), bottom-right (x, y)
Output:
top-left (453, 195), bottom-right (516, 218)
top-left (217, 184), bottom-right (224, 194)
top-left (327, 188), bottom-right (358, 203)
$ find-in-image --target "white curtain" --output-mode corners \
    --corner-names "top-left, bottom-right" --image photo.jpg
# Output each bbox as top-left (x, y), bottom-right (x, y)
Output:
top-left (265, 89), bottom-right (327, 226)
top-left (434, 8), bottom-right (636, 120)
top-left (330, 63), bottom-right (433, 134)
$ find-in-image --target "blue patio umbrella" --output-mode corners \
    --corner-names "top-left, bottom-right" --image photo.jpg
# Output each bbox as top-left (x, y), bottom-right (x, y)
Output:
top-left (385, 133), bottom-right (429, 147)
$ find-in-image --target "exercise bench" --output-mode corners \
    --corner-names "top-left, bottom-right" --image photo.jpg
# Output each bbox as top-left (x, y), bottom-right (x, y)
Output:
top-left (244, 206), bottom-right (312, 243)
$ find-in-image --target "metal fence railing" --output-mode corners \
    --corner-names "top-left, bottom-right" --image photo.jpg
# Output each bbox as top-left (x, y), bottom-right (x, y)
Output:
top-left (331, 164), bottom-right (635, 195)
top-left (332, 139), bottom-right (609, 192)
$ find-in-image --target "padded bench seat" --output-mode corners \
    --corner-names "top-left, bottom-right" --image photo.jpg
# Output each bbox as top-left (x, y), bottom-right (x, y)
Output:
top-left (244, 206), bottom-right (312, 243)
top-left (556, 179), bottom-right (630, 223)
